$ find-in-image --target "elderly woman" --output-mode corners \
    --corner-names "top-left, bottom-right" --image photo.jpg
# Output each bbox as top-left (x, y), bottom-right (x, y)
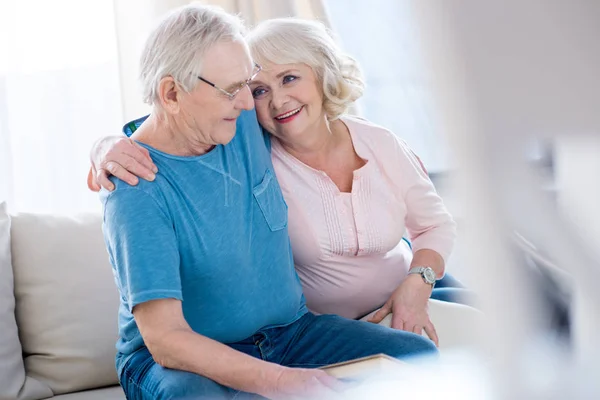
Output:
top-left (245, 18), bottom-right (467, 337)
top-left (99, 5), bottom-right (440, 400)
top-left (90, 17), bottom-right (472, 348)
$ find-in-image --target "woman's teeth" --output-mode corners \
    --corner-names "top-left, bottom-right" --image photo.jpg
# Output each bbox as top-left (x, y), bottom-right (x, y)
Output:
top-left (275, 107), bottom-right (302, 120)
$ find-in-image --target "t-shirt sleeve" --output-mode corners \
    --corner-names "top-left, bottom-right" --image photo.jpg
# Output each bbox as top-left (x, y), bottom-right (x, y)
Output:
top-left (102, 188), bottom-right (182, 311)
top-left (392, 137), bottom-right (457, 263)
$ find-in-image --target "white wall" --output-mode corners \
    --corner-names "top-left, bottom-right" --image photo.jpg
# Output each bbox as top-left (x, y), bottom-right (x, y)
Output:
top-left (113, 0), bottom-right (191, 121)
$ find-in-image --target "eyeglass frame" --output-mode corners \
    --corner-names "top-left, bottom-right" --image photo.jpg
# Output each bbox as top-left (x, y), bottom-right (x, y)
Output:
top-left (197, 63), bottom-right (262, 100)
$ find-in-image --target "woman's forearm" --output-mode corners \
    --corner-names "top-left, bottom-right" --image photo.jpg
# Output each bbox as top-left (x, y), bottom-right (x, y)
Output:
top-left (149, 327), bottom-right (282, 396)
top-left (410, 248), bottom-right (445, 279)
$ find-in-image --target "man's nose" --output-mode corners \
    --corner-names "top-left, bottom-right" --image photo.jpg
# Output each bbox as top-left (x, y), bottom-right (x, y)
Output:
top-left (235, 85), bottom-right (254, 111)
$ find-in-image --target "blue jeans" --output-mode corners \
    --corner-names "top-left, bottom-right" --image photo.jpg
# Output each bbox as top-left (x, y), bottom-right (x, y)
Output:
top-left (117, 312), bottom-right (438, 399)
top-left (430, 273), bottom-right (476, 305)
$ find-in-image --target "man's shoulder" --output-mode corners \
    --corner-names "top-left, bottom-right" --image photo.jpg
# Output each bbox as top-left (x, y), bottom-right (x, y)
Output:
top-left (237, 108), bottom-right (259, 127)
top-left (100, 177), bottom-right (167, 212)
top-left (226, 109), bottom-right (272, 167)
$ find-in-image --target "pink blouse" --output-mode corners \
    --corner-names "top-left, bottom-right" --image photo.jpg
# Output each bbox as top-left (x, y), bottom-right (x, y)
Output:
top-left (271, 116), bottom-right (457, 319)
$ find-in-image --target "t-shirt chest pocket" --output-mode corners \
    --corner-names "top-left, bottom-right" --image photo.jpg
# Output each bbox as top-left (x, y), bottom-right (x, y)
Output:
top-left (253, 169), bottom-right (288, 231)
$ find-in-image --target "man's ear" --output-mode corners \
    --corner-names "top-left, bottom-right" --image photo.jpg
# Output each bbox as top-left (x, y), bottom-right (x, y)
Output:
top-left (158, 76), bottom-right (181, 114)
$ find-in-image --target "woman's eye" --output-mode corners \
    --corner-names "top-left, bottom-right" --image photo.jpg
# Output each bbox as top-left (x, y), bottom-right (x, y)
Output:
top-left (283, 75), bottom-right (298, 84)
top-left (251, 88), bottom-right (267, 98)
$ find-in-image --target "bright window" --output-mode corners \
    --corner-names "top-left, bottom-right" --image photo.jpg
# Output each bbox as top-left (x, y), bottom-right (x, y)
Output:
top-left (325, 0), bottom-right (449, 174)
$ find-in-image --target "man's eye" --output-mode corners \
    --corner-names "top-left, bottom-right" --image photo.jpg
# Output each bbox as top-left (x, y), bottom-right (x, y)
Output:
top-left (283, 75), bottom-right (298, 84)
top-left (227, 83), bottom-right (243, 93)
top-left (252, 88), bottom-right (267, 98)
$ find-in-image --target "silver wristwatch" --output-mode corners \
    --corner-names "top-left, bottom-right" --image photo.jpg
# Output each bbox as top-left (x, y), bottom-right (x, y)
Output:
top-left (408, 266), bottom-right (436, 287)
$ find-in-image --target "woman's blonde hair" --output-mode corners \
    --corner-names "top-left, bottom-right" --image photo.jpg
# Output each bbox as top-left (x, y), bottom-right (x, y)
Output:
top-left (245, 18), bottom-right (364, 120)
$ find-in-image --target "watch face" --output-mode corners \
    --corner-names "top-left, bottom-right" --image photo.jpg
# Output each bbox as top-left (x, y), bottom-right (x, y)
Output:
top-left (424, 268), bottom-right (436, 284)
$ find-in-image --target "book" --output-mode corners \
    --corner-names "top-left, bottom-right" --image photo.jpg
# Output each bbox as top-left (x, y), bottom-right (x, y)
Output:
top-left (320, 353), bottom-right (406, 381)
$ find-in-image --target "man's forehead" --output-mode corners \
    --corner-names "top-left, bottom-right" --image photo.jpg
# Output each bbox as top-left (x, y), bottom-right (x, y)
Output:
top-left (202, 41), bottom-right (253, 83)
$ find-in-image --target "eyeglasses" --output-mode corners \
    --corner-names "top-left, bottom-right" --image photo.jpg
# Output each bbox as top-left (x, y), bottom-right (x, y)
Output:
top-left (198, 64), bottom-right (262, 100)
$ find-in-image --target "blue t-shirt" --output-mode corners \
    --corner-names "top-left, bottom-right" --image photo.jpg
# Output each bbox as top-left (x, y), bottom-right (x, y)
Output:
top-left (100, 109), bottom-right (306, 358)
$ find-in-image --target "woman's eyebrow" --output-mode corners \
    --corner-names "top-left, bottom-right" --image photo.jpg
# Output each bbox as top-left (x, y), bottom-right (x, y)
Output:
top-left (276, 69), bottom-right (297, 78)
top-left (249, 69), bottom-right (300, 86)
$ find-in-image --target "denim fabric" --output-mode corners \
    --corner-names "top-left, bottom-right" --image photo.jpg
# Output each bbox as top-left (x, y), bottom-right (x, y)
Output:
top-left (117, 312), bottom-right (438, 399)
top-left (431, 274), bottom-right (476, 306)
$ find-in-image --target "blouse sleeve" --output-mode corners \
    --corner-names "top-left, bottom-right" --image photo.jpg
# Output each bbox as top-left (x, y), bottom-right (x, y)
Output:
top-left (393, 137), bottom-right (457, 264)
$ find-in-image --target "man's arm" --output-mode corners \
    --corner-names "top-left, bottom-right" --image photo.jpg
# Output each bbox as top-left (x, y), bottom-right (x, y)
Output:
top-left (134, 298), bottom-right (279, 395)
top-left (135, 298), bottom-right (341, 398)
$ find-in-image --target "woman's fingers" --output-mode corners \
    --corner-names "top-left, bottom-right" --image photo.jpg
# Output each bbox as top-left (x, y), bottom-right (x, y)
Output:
top-left (96, 169), bottom-right (115, 191)
top-left (103, 139), bottom-right (156, 181)
top-left (367, 303), bottom-right (392, 324)
top-left (87, 167), bottom-right (101, 192)
top-left (412, 325), bottom-right (423, 336)
top-left (391, 310), bottom-right (409, 330)
top-left (126, 142), bottom-right (158, 177)
top-left (424, 322), bottom-right (439, 347)
top-left (104, 161), bottom-right (139, 186)
top-left (120, 153), bottom-right (156, 182)
top-left (392, 318), bottom-right (406, 331)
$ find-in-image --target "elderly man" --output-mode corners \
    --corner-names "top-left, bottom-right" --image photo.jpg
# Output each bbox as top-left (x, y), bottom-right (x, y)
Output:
top-left (98, 4), bottom-right (437, 399)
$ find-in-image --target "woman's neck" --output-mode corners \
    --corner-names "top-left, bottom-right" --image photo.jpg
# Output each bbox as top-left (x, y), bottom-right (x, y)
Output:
top-left (278, 117), bottom-right (345, 169)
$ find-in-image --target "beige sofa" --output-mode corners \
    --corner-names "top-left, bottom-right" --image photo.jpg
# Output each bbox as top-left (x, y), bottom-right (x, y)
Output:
top-left (0, 202), bottom-right (481, 400)
top-left (1, 203), bottom-right (124, 400)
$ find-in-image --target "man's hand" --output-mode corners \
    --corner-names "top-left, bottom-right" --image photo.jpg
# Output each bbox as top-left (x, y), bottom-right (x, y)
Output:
top-left (260, 367), bottom-right (345, 399)
top-left (368, 275), bottom-right (439, 346)
top-left (88, 136), bottom-right (158, 192)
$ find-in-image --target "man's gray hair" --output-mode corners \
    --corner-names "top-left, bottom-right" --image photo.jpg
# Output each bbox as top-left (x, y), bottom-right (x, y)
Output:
top-left (246, 18), bottom-right (364, 121)
top-left (139, 3), bottom-right (246, 106)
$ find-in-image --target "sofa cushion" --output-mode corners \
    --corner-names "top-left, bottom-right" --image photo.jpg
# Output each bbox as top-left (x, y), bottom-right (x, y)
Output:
top-left (360, 299), bottom-right (483, 350)
top-left (1, 203), bottom-right (52, 400)
top-left (50, 386), bottom-right (125, 400)
top-left (11, 212), bottom-right (120, 396)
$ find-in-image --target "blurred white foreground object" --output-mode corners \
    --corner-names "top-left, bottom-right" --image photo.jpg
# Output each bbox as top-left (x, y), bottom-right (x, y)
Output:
top-left (336, 0), bottom-right (600, 399)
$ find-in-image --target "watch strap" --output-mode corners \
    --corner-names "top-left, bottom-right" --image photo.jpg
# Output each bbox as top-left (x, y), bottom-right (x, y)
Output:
top-left (408, 266), bottom-right (436, 286)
